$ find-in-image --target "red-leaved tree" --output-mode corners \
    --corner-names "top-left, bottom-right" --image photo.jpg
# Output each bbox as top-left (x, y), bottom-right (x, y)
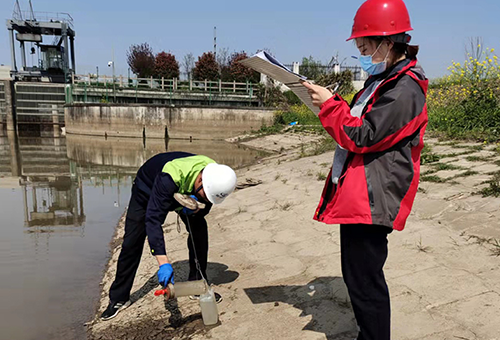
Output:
top-left (154, 52), bottom-right (180, 79)
top-left (193, 52), bottom-right (219, 81)
top-left (127, 43), bottom-right (155, 78)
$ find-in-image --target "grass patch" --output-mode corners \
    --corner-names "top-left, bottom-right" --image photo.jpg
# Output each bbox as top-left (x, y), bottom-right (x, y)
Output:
top-left (421, 144), bottom-right (440, 164)
top-left (466, 155), bottom-right (492, 162)
top-left (491, 239), bottom-right (500, 257)
top-left (276, 202), bottom-right (293, 211)
top-left (417, 187), bottom-right (427, 194)
top-left (476, 172), bottom-right (500, 197)
top-left (440, 150), bottom-right (477, 158)
top-left (452, 144), bottom-right (484, 150)
top-left (305, 137), bottom-right (336, 157)
top-left (467, 235), bottom-right (493, 245)
top-left (291, 137), bottom-right (337, 159)
top-left (288, 125), bottom-right (326, 134)
top-left (255, 123), bottom-right (284, 136)
top-left (416, 237), bottom-right (432, 253)
top-left (430, 163), bottom-right (465, 171)
top-left (275, 104), bottom-right (321, 126)
top-left (317, 172), bottom-right (327, 181)
top-left (421, 163), bottom-right (466, 177)
top-left (421, 170), bottom-right (438, 176)
top-left (469, 145), bottom-right (485, 151)
top-left (420, 175), bottom-right (447, 183)
top-left (464, 235), bottom-right (500, 256)
top-left (453, 170), bottom-right (479, 178)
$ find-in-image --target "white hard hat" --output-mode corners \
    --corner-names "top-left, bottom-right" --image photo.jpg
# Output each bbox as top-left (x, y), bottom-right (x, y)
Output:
top-left (202, 163), bottom-right (237, 205)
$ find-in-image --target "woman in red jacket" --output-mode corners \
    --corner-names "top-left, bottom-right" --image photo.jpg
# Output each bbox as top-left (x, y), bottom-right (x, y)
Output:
top-left (303, 1), bottom-right (428, 339)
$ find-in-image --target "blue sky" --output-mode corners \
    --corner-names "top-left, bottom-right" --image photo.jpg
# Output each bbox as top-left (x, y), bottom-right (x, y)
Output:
top-left (1, 0), bottom-right (499, 79)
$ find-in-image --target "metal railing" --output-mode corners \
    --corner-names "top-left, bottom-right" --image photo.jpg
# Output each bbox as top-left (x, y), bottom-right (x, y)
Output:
top-left (71, 74), bottom-right (257, 96)
top-left (340, 65), bottom-right (367, 81)
top-left (14, 11), bottom-right (74, 28)
top-left (281, 63), bottom-right (368, 82)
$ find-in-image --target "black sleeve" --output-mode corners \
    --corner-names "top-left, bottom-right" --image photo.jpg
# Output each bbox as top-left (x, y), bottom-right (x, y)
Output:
top-left (145, 173), bottom-right (178, 256)
top-left (196, 201), bottom-right (212, 218)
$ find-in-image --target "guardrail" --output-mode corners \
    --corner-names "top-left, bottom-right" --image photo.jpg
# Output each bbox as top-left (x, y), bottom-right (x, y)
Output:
top-left (72, 74), bottom-right (257, 96)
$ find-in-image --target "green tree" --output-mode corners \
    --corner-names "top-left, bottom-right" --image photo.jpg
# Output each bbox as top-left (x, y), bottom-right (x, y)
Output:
top-left (300, 56), bottom-right (325, 81)
top-left (315, 70), bottom-right (355, 96)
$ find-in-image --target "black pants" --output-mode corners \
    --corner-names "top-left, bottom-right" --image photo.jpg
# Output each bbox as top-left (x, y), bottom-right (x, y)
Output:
top-left (340, 224), bottom-right (391, 340)
top-left (109, 190), bottom-right (209, 302)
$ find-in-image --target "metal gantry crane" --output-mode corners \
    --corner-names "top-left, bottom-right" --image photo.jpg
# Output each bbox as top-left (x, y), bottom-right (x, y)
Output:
top-left (6, 0), bottom-right (76, 82)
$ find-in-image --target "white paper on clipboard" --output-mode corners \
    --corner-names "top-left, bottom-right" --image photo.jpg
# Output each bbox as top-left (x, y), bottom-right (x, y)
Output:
top-left (239, 51), bottom-right (319, 114)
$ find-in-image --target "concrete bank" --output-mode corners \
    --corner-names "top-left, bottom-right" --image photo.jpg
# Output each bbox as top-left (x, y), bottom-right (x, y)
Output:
top-left (64, 104), bottom-right (275, 140)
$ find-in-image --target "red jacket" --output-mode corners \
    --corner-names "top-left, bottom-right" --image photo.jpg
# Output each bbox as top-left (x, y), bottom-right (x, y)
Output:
top-left (314, 59), bottom-right (428, 231)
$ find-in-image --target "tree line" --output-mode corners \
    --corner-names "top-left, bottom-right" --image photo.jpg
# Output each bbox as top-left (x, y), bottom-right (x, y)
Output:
top-left (127, 43), bottom-right (260, 83)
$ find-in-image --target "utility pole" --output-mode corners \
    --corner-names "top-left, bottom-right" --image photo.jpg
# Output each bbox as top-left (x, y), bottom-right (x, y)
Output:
top-left (112, 47), bottom-right (116, 102)
top-left (214, 26), bottom-right (217, 59)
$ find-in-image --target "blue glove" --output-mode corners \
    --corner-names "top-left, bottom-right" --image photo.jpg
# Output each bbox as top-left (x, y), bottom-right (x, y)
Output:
top-left (158, 263), bottom-right (174, 286)
top-left (182, 207), bottom-right (196, 215)
top-left (182, 195), bottom-right (199, 215)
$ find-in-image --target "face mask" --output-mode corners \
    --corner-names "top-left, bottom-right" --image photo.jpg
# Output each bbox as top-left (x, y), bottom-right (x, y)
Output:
top-left (359, 41), bottom-right (390, 75)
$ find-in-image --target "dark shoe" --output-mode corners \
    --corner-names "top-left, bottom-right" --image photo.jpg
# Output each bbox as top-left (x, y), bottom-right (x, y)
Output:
top-left (100, 300), bottom-right (131, 321)
top-left (189, 292), bottom-right (223, 304)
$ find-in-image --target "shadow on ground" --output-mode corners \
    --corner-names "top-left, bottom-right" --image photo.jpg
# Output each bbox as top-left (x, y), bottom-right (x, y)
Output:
top-left (88, 314), bottom-right (208, 340)
top-left (89, 261), bottom-right (238, 340)
top-left (244, 277), bottom-right (358, 340)
top-left (129, 260), bottom-right (239, 304)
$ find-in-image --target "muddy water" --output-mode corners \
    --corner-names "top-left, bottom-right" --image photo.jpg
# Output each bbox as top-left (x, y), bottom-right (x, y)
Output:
top-left (0, 133), bottom-right (265, 340)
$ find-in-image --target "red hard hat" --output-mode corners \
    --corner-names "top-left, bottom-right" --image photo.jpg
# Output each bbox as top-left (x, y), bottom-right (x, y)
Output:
top-left (347, 0), bottom-right (413, 41)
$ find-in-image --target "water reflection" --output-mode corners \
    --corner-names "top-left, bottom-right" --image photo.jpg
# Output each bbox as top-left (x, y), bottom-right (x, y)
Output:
top-left (66, 134), bottom-right (267, 170)
top-left (21, 175), bottom-right (85, 230)
top-left (1, 133), bottom-right (86, 237)
top-left (2, 133), bottom-right (264, 237)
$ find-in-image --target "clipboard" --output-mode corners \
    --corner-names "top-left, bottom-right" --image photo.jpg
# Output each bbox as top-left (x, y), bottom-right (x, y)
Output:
top-left (239, 51), bottom-right (319, 114)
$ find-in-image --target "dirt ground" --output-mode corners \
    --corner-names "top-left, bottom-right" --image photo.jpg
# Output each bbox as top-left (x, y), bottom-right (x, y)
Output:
top-left (87, 130), bottom-right (500, 340)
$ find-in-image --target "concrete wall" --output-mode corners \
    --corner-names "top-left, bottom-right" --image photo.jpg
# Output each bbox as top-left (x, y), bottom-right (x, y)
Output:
top-left (353, 80), bottom-right (365, 91)
top-left (0, 66), bottom-right (11, 80)
top-left (65, 104), bottom-right (275, 140)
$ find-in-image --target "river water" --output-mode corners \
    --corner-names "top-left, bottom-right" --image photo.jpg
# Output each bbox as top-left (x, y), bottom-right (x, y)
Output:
top-left (0, 132), bottom-right (265, 340)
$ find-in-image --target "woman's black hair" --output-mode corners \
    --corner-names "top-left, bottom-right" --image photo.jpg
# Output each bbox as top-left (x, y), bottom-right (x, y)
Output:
top-left (361, 36), bottom-right (419, 60)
